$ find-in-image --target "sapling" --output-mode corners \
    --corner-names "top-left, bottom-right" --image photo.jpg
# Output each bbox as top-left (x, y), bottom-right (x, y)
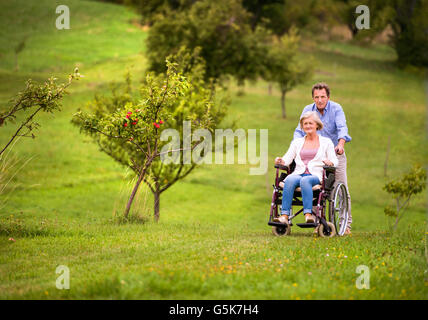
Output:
top-left (73, 54), bottom-right (227, 221)
top-left (383, 164), bottom-right (426, 232)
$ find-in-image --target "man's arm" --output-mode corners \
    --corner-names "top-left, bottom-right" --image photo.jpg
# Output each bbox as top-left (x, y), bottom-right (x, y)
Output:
top-left (334, 105), bottom-right (351, 154)
top-left (335, 138), bottom-right (346, 155)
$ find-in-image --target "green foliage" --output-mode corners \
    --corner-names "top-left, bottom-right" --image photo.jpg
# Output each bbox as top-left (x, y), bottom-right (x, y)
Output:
top-left (146, 0), bottom-right (270, 83)
top-left (357, 0), bottom-right (428, 67)
top-left (245, 0), bottom-right (320, 35)
top-left (262, 28), bottom-right (313, 118)
top-left (388, 0), bottom-right (428, 67)
top-left (72, 52), bottom-right (227, 220)
top-left (383, 164), bottom-right (427, 231)
top-left (0, 69), bottom-right (81, 157)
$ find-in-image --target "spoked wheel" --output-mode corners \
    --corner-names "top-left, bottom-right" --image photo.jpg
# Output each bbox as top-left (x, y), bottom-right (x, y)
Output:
top-left (318, 221), bottom-right (336, 237)
top-left (329, 183), bottom-right (349, 236)
top-left (272, 224), bottom-right (291, 236)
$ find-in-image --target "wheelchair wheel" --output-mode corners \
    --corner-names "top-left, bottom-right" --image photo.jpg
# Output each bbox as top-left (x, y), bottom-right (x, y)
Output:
top-left (318, 221), bottom-right (336, 237)
top-left (272, 225), bottom-right (291, 236)
top-left (329, 183), bottom-right (349, 236)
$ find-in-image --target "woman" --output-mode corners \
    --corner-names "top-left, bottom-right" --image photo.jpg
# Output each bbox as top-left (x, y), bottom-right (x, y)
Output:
top-left (274, 111), bottom-right (338, 224)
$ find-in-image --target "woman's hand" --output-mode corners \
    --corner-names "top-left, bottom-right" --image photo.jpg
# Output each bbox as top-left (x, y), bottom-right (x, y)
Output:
top-left (323, 159), bottom-right (334, 166)
top-left (275, 157), bottom-right (285, 165)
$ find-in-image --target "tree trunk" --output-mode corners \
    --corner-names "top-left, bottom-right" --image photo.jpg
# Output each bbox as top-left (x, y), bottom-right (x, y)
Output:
top-left (154, 187), bottom-right (160, 223)
top-left (123, 157), bottom-right (153, 218)
top-left (268, 83), bottom-right (272, 95)
top-left (124, 172), bottom-right (144, 219)
top-left (281, 89), bottom-right (286, 119)
top-left (384, 135), bottom-right (391, 177)
top-left (14, 53), bottom-right (18, 71)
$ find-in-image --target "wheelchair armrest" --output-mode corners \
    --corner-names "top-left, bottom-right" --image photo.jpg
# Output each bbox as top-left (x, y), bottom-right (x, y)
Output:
top-left (274, 164), bottom-right (289, 171)
top-left (323, 166), bottom-right (336, 173)
top-left (323, 166), bottom-right (336, 191)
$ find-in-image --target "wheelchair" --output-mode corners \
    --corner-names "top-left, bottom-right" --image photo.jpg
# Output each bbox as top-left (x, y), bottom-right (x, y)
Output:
top-left (268, 161), bottom-right (350, 237)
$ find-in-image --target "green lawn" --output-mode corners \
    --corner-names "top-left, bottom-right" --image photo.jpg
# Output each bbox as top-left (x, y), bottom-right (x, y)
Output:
top-left (0, 0), bottom-right (426, 300)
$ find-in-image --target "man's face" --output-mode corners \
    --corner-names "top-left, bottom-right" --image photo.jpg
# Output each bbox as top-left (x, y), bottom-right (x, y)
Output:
top-left (312, 88), bottom-right (329, 111)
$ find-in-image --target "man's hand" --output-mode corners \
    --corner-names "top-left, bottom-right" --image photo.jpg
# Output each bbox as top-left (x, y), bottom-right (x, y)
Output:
top-left (335, 139), bottom-right (345, 155)
top-left (275, 157), bottom-right (285, 165)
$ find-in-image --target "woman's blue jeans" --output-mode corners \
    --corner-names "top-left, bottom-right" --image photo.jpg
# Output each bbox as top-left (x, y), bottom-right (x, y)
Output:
top-left (281, 174), bottom-right (320, 216)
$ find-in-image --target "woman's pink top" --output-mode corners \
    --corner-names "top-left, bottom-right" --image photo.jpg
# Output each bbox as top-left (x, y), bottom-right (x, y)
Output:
top-left (300, 148), bottom-right (319, 174)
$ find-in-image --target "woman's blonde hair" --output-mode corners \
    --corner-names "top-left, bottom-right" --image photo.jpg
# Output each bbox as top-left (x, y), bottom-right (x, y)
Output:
top-left (300, 111), bottom-right (323, 130)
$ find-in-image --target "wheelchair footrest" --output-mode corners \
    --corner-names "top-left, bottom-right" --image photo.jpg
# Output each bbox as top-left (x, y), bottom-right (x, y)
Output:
top-left (296, 223), bottom-right (317, 228)
top-left (268, 221), bottom-right (288, 227)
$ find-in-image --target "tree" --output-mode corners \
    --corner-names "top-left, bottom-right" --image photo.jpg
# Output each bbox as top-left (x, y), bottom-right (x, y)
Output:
top-left (262, 28), bottom-right (313, 119)
top-left (72, 53), bottom-right (227, 221)
top-left (387, 0), bottom-right (428, 67)
top-left (146, 0), bottom-right (269, 83)
top-left (0, 69), bottom-right (80, 208)
top-left (0, 69), bottom-right (81, 157)
top-left (383, 164), bottom-right (426, 232)
top-left (350, 0), bottom-right (428, 67)
top-left (14, 37), bottom-right (27, 72)
top-left (143, 48), bottom-right (228, 221)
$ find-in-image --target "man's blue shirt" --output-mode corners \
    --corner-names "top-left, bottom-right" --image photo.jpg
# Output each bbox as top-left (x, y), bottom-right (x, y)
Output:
top-left (293, 100), bottom-right (351, 146)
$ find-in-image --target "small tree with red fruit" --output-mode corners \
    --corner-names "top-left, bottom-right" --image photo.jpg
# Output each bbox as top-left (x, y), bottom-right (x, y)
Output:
top-left (73, 53), bottom-right (227, 221)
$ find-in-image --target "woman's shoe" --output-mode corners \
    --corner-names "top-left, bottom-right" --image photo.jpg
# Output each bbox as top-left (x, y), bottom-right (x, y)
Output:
top-left (279, 215), bottom-right (288, 224)
top-left (305, 213), bottom-right (315, 223)
top-left (277, 215), bottom-right (289, 224)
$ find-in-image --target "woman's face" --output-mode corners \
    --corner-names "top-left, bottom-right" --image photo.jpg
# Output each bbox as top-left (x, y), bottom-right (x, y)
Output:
top-left (302, 117), bottom-right (318, 135)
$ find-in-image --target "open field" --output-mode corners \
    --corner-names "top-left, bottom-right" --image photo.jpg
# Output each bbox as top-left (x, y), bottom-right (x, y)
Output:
top-left (0, 0), bottom-right (426, 299)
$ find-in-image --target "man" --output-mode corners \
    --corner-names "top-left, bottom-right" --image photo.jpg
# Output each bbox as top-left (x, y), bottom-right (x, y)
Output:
top-left (294, 82), bottom-right (352, 235)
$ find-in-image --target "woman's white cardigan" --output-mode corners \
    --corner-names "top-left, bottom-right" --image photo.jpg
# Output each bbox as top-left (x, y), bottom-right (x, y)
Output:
top-left (281, 135), bottom-right (338, 182)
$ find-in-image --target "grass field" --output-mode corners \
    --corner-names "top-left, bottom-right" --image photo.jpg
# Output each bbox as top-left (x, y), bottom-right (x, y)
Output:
top-left (0, 0), bottom-right (427, 300)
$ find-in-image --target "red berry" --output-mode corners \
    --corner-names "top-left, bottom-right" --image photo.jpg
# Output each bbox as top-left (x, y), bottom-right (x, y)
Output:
top-left (159, 120), bottom-right (164, 124)
top-left (124, 123), bottom-right (128, 127)
top-left (132, 122), bottom-right (137, 125)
